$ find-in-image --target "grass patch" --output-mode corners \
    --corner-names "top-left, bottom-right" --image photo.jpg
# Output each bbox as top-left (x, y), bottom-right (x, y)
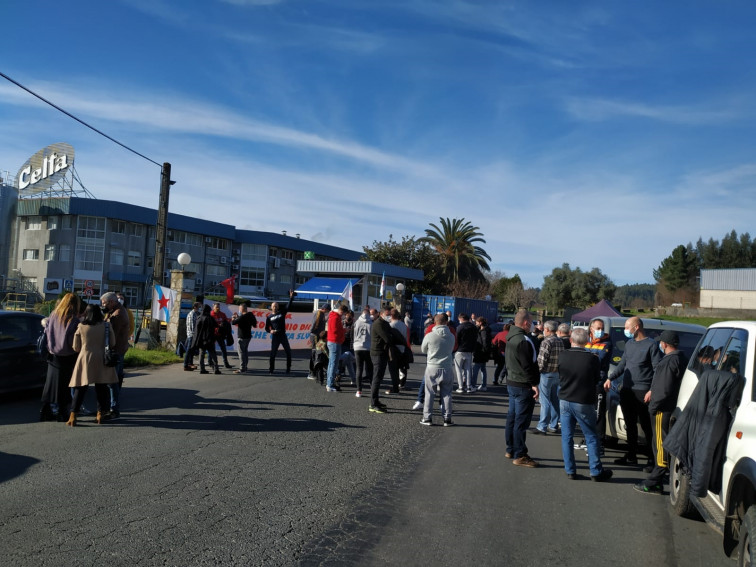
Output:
top-left (124, 348), bottom-right (182, 368)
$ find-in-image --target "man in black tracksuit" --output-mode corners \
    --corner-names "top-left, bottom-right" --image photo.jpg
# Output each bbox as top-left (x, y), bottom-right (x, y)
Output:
top-left (634, 330), bottom-right (688, 494)
top-left (265, 290), bottom-right (295, 374)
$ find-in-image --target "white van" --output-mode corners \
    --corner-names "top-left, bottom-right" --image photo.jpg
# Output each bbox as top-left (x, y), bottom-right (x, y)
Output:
top-left (667, 321), bottom-right (756, 565)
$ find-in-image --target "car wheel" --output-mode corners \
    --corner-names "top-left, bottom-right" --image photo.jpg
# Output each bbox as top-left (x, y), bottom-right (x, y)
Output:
top-left (737, 506), bottom-right (756, 567)
top-left (669, 454), bottom-right (697, 518)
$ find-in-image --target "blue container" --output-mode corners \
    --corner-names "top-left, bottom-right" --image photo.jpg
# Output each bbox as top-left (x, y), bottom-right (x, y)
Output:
top-left (409, 295), bottom-right (499, 344)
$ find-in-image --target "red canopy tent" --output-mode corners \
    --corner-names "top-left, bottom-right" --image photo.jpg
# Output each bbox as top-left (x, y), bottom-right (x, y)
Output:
top-left (571, 299), bottom-right (622, 323)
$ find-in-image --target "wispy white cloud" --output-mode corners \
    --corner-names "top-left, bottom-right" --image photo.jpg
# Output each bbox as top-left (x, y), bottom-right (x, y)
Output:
top-left (0, 80), bottom-right (439, 178)
top-left (565, 96), bottom-right (740, 125)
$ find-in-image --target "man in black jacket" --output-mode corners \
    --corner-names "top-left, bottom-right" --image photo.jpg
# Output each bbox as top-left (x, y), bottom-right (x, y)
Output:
top-left (454, 313), bottom-right (478, 393)
top-left (369, 307), bottom-right (397, 413)
top-left (634, 330), bottom-right (687, 494)
top-left (505, 310), bottom-right (540, 468)
top-left (265, 290), bottom-right (295, 374)
top-left (231, 303), bottom-right (257, 374)
top-left (558, 327), bottom-right (613, 482)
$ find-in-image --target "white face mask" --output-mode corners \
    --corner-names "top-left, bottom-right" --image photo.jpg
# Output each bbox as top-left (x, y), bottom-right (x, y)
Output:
top-left (118, 298), bottom-right (124, 305)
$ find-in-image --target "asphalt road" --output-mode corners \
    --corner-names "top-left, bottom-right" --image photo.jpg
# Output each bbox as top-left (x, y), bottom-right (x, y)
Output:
top-left (0, 350), bottom-right (731, 567)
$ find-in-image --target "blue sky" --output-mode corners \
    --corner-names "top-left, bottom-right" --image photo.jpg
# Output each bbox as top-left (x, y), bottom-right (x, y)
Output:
top-left (2, 0), bottom-right (755, 288)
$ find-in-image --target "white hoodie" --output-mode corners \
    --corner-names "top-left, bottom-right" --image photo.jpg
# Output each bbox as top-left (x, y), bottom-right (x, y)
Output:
top-left (421, 325), bottom-right (455, 370)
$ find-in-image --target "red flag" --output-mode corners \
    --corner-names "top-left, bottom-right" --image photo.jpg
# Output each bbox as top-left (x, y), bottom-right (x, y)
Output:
top-left (220, 275), bottom-right (236, 304)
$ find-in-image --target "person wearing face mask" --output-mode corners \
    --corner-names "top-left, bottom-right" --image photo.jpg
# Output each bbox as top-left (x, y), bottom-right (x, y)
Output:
top-left (585, 318), bottom-right (613, 449)
top-left (603, 317), bottom-right (663, 467)
top-left (634, 330), bottom-right (687, 494)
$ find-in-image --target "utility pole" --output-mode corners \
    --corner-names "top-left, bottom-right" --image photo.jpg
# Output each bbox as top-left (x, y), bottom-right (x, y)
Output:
top-left (150, 162), bottom-right (174, 345)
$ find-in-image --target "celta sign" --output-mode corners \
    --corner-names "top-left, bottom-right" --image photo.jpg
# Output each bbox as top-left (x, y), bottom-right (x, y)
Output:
top-left (16, 143), bottom-right (74, 194)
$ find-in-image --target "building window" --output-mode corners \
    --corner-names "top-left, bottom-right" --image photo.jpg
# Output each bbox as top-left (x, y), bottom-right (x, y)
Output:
top-left (112, 220), bottom-right (126, 234)
top-left (279, 274), bottom-right (291, 284)
top-left (23, 248), bottom-right (39, 260)
top-left (26, 216), bottom-right (42, 230)
top-left (44, 244), bottom-right (56, 261)
top-left (269, 272), bottom-right (276, 282)
top-left (75, 241), bottom-right (105, 271)
top-left (148, 226), bottom-right (156, 240)
top-left (206, 237), bottom-right (229, 251)
top-left (240, 268), bottom-right (265, 287)
top-left (127, 251), bottom-right (142, 267)
top-left (59, 244), bottom-right (71, 262)
top-left (48, 216), bottom-right (59, 230)
top-left (110, 248), bottom-right (124, 266)
top-left (77, 216), bottom-right (106, 239)
top-left (130, 224), bottom-right (145, 237)
top-left (122, 286), bottom-right (139, 306)
top-left (61, 216), bottom-right (72, 230)
top-left (241, 243), bottom-right (267, 263)
top-left (206, 265), bottom-right (227, 277)
top-left (75, 216), bottom-right (106, 272)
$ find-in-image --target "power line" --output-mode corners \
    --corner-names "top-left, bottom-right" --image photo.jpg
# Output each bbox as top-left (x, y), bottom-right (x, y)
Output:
top-left (0, 71), bottom-right (161, 168)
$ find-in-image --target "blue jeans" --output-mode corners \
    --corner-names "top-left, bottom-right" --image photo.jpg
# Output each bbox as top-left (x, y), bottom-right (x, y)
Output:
top-left (472, 362), bottom-right (488, 388)
top-left (537, 372), bottom-right (560, 431)
top-left (183, 336), bottom-right (196, 367)
top-left (505, 384), bottom-right (536, 459)
top-left (327, 342), bottom-right (341, 388)
top-left (559, 400), bottom-right (604, 476)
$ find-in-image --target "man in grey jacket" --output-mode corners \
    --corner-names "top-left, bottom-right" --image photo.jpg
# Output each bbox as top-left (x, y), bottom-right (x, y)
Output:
top-left (420, 313), bottom-right (456, 426)
top-left (604, 317), bottom-right (663, 466)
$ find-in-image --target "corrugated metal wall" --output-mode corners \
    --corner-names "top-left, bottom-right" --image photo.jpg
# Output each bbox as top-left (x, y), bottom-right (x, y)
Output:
top-left (700, 268), bottom-right (756, 291)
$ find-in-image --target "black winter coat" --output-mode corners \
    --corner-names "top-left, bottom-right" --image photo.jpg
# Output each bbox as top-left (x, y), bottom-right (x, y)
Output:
top-left (192, 314), bottom-right (218, 350)
top-left (664, 369), bottom-right (745, 497)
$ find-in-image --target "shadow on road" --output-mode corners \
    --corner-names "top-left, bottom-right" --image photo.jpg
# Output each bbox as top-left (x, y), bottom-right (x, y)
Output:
top-left (0, 451), bottom-right (40, 484)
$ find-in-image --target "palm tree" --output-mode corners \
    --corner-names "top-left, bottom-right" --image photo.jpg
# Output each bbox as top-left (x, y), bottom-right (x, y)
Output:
top-left (420, 217), bottom-right (491, 283)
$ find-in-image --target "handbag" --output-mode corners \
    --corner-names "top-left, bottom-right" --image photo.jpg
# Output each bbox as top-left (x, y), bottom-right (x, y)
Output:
top-left (104, 322), bottom-right (118, 367)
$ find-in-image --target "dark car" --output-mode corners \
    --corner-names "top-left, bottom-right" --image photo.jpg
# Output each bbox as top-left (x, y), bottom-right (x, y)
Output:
top-left (0, 311), bottom-right (47, 394)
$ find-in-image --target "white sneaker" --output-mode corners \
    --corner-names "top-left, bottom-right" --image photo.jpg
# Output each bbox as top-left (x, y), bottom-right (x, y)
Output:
top-left (412, 401), bottom-right (422, 410)
top-left (307, 374), bottom-right (316, 380)
top-left (477, 385), bottom-right (487, 391)
top-left (355, 391), bottom-right (362, 398)
top-left (455, 388), bottom-right (464, 393)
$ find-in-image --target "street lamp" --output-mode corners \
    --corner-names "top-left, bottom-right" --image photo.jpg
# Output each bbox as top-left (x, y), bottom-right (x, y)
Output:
top-left (177, 252), bottom-right (191, 271)
top-left (395, 282), bottom-right (405, 314)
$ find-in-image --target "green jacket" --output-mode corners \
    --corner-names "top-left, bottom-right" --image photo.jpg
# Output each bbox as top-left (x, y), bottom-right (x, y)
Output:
top-left (504, 325), bottom-right (539, 387)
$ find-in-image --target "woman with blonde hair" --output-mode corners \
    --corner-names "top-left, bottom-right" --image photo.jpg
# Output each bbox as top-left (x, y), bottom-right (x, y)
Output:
top-left (66, 304), bottom-right (118, 426)
top-left (40, 293), bottom-right (82, 422)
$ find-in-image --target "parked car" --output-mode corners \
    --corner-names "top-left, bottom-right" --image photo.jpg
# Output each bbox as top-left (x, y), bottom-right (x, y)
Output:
top-left (0, 311), bottom-right (47, 394)
top-left (593, 316), bottom-right (707, 443)
top-left (668, 321), bottom-right (756, 565)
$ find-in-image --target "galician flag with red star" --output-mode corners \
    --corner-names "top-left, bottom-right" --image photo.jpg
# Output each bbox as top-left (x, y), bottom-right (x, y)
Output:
top-left (151, 285), bottom-right (177, 322)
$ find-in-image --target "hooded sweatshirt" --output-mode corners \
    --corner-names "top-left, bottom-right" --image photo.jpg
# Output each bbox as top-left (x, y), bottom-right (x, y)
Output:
top-left (421, 324), bottom-right (455, 370)
top-left (353, 312), bottom-right (372, 351)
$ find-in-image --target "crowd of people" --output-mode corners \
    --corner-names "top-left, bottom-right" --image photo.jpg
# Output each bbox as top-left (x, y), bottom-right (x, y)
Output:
top-left (39, 288), bottom-right (684, 493)
top-left (39, 291), bottom-right (131, 426)
top-left (294, 304), bottom-right (684, 492)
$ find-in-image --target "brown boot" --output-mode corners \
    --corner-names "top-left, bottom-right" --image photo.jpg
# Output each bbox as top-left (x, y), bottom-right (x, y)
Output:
top-left (96, 411), bottom-right (103, 424)
top-left (66, 412), bottom-right (76, 427)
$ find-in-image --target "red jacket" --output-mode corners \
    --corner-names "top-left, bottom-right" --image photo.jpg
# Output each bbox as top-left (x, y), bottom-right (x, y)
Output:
top-left (327, 311), bottom-right (345, 344)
